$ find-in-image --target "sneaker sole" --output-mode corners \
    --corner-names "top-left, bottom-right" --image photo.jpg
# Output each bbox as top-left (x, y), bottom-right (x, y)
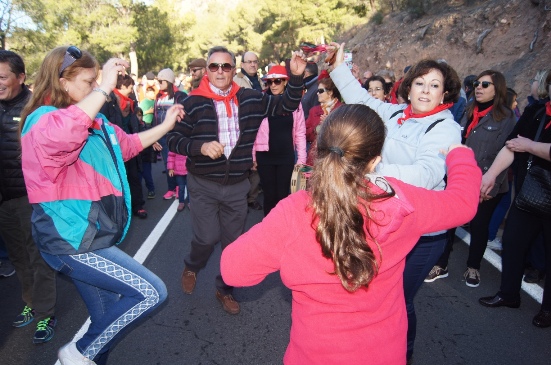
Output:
top-left (13, 318), bottom-right (34, 328)
top-left (424, 272), bottom-right (449, 283)
top-left (33, 332), bottom-right (54, 344)
top-left (0, 270), bottom-right (16, 277)
top-left (465, 281), bottom-right (480, 288)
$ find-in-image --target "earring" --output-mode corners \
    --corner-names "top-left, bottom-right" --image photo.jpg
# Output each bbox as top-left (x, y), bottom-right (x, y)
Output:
top-left (65, 88), bottom-right (68, 92)
top-left (407, 95), bottom-right (411, 100)
top-left (440, 100), bottom-right (443, 104)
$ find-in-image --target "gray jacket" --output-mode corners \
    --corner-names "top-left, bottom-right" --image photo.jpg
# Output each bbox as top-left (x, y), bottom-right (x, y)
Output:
top-left (460, 108), bottom-right (516, 196)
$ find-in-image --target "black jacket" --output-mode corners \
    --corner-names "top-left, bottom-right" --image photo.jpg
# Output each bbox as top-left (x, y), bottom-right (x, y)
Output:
top-left (0, 85), bottom-right (31, 202)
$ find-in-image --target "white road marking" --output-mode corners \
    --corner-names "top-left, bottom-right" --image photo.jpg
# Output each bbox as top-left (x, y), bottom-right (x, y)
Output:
top-left (54, 200), bottom-right (178, 365)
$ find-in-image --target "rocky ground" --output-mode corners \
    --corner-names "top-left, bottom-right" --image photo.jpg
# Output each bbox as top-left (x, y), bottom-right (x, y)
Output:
top-left (341, 0), bottom-right (551, 108)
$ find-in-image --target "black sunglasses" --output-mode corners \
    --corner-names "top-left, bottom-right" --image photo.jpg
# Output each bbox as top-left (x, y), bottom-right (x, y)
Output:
top-left (317, 88), bottom-right (327, 94)
top-left (265, 79), bottom-right (284, 86)
top-left (59, 46), bottom-right (82, 77)
top-left (208, 63), bottom-right (234, 72)
top-left (473, 81), bottom-right (494, 88)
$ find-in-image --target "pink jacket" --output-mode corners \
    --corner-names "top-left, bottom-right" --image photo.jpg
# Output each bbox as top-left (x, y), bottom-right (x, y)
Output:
top-left (221, 148), bottom-right (480, 365)
top-left (167, 151), bottom-right (188, 176)
top-left (253, 103), bottom-right (307, 164)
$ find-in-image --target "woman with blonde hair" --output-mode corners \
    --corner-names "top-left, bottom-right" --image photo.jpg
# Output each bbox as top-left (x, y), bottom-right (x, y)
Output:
top-left (20, 46), bottom-right (184, 365)
top-left (221, 104), bottom-right (480, 364)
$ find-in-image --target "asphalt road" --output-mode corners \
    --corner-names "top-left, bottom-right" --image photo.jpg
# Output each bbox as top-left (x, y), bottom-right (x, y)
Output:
top-left (1, 163), bottom-right (550, 365)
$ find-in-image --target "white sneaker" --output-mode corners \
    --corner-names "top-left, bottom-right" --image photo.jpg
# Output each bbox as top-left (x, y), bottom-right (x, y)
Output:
top-left (487, 237), bottom-right (502, 250)
top-left (58, 342), bottom-right (97, 365)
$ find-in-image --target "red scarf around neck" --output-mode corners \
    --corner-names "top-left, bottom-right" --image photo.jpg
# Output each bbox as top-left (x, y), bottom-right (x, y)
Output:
top-left (113, 88), bottom-right (134, 113)
top-left (545, 101), bottom-right (551, 129)
top-left (190, 75), bottom-right (241, 117)
top-left (396, 102), bottom-right (453, 126)
top-left (465, 105), bottom-right (493, 138)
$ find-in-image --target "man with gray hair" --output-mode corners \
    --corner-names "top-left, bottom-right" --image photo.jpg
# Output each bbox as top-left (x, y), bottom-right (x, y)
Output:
top-left (234, 51), bottom-right (262, 91)
top-left (168, 46), bottom-right (307, 315)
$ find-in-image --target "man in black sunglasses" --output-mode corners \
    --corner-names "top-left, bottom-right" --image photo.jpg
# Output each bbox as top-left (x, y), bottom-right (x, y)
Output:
top-left (168, 45), bottom-right (306, 315)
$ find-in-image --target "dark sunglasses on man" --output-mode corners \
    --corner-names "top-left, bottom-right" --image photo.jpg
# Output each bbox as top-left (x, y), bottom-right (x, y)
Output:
top-left (208, 63), bottom-right (234, 73)
top-left (59, 46), bottom-right (82, 77)
top-left (473, 80), bottom-right (494, 88)
top-left (265, 79), bottom-right (284, 86)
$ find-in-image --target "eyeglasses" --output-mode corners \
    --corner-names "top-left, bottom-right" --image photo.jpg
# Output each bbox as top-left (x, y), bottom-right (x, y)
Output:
top-left (317, 88), bottom-right (327, 94)
top-left (59, 46), bottom-right (82, 77)
top-left (265, 79), bottom-right (284, 86)
top-left (190, 68), bottom-right (204, 73)
top-left (473, 81), bottom-right (494, 88)
top-left (368, 87), bottom-right (383, 93)
top-left (242, 60), bottom-right (259, 65)
top-left (208, 63), bottom-right (234, 72)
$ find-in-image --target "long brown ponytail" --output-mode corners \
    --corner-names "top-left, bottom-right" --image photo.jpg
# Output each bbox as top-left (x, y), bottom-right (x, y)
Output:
top-left (309, 104), bottom-right (394, 292)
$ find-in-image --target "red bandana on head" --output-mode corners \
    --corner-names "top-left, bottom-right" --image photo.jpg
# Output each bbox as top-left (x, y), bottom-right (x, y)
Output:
top-left (465, 105), bottom-right (493, 138)
top-left (396, 102), bottom-right (453, 126)
top-left (190, 75), bottom-right (241, 117)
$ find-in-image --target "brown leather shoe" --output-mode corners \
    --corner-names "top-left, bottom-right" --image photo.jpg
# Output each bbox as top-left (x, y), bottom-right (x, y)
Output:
top-left (216, 291), bottom-right (240, 315)
top-left (181, 267), bottom-right (197, 294)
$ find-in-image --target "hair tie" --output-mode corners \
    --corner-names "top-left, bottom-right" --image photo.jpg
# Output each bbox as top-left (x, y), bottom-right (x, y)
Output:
top-left (328, 147), bottom-right (344, 157)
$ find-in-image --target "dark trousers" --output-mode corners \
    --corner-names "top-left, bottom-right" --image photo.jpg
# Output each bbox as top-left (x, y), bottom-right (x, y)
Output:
top-left (125, 157), bottom-right (145, 214)
top-left (0, 196), bottom-right (57, 320)
top-left (404, 233), bottom-right (447, 360)
top-left (466, 193), bottom-right (504, 269)
top-left (257, 163), bottom-right (294, 216)
top-left (247, 169), bottom-right (261, 204)
top-left (174, 175), bottom-right (189, 204)
top-left (499, 205), bottom-right (551, 310)
top-left (185, 174), bottom-right (249, 295)
top-left (139, 162), bottom-right (155, 193)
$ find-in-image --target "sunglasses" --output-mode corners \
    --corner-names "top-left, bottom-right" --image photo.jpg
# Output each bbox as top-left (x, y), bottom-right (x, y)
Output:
top-left (208, 63), bottom-right (234, 72)
top-left (473, 81), bottom-right (494, 88)
top-left (317, 88), bottom-right (327, 94)
top-left (265, 79), bottom-right (284, 86)
top-left (59, 46), bottom-right (82, 77)
top-left (190, 68), bottom-right (204, 73)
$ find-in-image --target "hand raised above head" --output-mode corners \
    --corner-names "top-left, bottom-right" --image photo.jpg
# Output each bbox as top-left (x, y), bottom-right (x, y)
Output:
top-left (99, 58), bottom-right (130, 93)
top-left (290, 50), bottom-right (308, 76)
top-left (325, 42), bottom-right (344, 69)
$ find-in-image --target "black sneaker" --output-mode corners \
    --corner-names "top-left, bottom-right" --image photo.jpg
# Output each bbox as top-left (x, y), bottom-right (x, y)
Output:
top-left (13, 305), bottom-right (34, 327)
top-left (424, 266), bottom-right (448, 283)
top-left (524, 267), bottom-right (545, 284)
top-left (33, 316), bottom-right (56, 344)
top-left (147, 191), bottom-right (156, 199)
top-left (464, 267), bottom-right (480, 287)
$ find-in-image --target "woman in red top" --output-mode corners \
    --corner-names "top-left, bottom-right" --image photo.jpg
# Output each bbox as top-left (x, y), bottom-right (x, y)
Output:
top-left (305, 75), bottom-right (342, 165)
top-left (221, 104), bottom-right (481, 364)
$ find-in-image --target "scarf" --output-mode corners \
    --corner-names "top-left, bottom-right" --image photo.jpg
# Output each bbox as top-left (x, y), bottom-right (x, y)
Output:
top-left (242, 69), bottom-right (262, 91)
top-left (113, 88), bottom-right (134, 113)
top-left (190, 75), bottom-right (241, 117)
top-left (396, 102), bottom-right (453, 126)
top-left (321, 98), bottom-right (337, 115)
top-left (545, 101), bottom-right (551, 129)
top-left (465, 104), bottom-right (493, 138)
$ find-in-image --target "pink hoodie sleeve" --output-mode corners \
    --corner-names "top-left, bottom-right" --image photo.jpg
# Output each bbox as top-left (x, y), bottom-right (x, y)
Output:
top-left (293, 104), bottom-right (307, 164)
top-left (111, 123), bottom-right (143, 162)
top-left (167, 151), bottom-right (175, 170)
top-left (28, 105), bottom-right (93, 182)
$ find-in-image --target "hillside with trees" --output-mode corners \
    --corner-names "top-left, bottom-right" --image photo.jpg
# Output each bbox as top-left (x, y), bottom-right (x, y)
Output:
top-left (1, 0), bottom-right (550, 104)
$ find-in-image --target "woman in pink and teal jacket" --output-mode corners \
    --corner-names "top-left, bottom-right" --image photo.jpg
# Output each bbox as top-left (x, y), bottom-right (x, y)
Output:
top-left (19, 46), bottom-right (184, 365)
top-left (253, 65), bottom-right (307, 216)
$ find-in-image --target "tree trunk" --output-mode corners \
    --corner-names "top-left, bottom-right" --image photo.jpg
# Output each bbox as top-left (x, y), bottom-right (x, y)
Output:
top-left (129, 42), bottom-right (138, 77)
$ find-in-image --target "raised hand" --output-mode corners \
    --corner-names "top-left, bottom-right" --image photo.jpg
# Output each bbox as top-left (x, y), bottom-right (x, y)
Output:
top-left (290, 50), bottom-right (308, 76)
top-left (98, 58), bottom-right (130, 93)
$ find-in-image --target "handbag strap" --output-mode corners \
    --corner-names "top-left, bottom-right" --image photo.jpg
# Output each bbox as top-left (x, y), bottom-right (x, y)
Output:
top-left (525, 107), bottom-right (548, 169)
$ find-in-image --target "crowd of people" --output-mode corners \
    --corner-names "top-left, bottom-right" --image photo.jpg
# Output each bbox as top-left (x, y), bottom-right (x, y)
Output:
top-left (0, 40), bottom-right (549, 365)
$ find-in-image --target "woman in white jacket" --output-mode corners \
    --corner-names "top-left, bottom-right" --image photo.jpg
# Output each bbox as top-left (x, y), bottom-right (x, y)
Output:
top-left (328, 43), bottom-right (462, 364)
top-left (253, 65), bottom-right (306, 216)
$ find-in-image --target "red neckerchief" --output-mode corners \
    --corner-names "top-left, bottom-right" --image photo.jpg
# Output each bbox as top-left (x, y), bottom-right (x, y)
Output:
top-left (113, 89), bottom-right (134, 113)
top-left (465, 105), bottom-right (493, 138)
top-left (190, 75), bottom-right (240, 117)
top-left (545, 101), bottom-right (551, 129)
top-left (396, 102), bottom-right (453, 125)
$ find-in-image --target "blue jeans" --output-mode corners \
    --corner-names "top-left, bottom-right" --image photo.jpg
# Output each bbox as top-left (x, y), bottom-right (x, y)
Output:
top-left (139, 162), bottom-right (155, 193)
top-left (40, 246), bottom-right (167, 363)
top-left (404, 233), bottom-right (447, 360)
top-left (175, 175), bottom-right (189, 204)
top-left (159, 136), bottom-right (177, 192)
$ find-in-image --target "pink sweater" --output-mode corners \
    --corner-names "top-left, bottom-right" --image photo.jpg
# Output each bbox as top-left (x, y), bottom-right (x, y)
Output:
top-left (221, 148), bottom-right (480, 365)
